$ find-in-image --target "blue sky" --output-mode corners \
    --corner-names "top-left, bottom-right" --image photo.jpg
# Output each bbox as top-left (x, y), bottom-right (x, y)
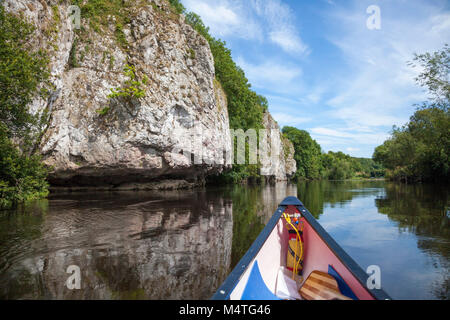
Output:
top-left (181, 0), bottom-right (450, 158)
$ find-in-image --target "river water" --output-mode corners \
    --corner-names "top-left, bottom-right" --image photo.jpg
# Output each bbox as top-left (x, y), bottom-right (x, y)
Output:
top-left (0, 180), bottom-right (448, 300)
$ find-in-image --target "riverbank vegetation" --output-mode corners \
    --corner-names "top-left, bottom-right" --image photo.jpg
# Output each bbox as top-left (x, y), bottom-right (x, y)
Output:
top-left (282, 126), bottom-right (384, 181)
top-left (373, 45), bottom-right (449, 183)
top-left (0, 7), bottom-right (50, 209)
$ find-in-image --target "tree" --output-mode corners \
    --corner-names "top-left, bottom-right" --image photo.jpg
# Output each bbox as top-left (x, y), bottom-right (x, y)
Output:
top-left (282, 127), bottom-right (322, 179)
top-left (374, 44), bottom-right (450, 182)
top-left (410, 43), bottom-right (449, 106)
top-left (0, 7), bottom-right (49, 139)
top-left (0, 131), bottom-right (49, 209)
top-left (0, 7), bottom-right (50, 208)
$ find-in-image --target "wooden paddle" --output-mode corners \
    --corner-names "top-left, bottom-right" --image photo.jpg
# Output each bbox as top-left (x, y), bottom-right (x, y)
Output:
top-left (299, 270), bottom-right (353, 300)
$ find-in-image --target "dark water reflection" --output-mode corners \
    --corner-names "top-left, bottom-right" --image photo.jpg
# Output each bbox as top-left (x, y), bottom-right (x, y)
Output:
top-left (0, 190), bottom-right (233, 299)
top-left (0, 181), bottom-right (448, 300)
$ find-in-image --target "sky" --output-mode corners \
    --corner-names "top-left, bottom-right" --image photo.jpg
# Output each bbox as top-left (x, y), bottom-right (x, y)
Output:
top-left (180, 0), bottom-right (450, 158)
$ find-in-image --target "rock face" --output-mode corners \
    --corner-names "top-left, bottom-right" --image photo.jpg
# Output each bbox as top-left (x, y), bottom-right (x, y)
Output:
top-left (4, 0), bottom-right (295, 187)
top-left (260, 113), bottom-right (296, 181)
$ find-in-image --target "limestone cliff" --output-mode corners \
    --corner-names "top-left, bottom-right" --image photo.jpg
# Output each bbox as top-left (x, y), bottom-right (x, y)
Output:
top-left (260, 112), bottom-right (296, 181)
top-left (3, 0), bottom-right (295, 188)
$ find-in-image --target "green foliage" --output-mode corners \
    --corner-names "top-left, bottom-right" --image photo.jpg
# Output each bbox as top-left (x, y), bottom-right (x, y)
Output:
top-left (410, 43), bottom-right (449, 105)
top-left (108, 65), bottom-right (147, 100)
top-left (114, 22), bottom-right (128, 48)
top-left (374, 106), bottom-right (449, 182)
top-left (68, 38), bottom-right (79, 69)
top-left (353, 157), bottom-right (385, 178)
top-left (0, 7), bottom-right (50, 209)
top-left (0, 130), bottom-right (49, 209)
top-left (210, 164), bottom-right (262, 185)
top-left (209, 38), bottom-right (266, 130)
top-left (321, 152), bottom-right (353, 180)
top-left (282, 127), bottom-right (322, 179)
top-left (70, 0), bottom-right (132, 48)
top-left (189, 47), bottom-right (196, 60)
top-left (374, 45), bottom-right (449, 182)
top-left (168, 0), bottom-right (186, 14)
top-left (95, 106), bottom-right (111, 116)
top-left (0, 6), bottom-right (50, 138)
top-left (283, 127), bottom-right (383, 180)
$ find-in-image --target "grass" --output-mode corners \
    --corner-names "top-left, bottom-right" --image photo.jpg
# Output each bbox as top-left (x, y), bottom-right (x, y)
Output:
top-left (96, 106), bottom-right (110, 116)
top-left (189, 48), bottom-right (196, 60)
top-left (68, 38), bottom-right (78, 68)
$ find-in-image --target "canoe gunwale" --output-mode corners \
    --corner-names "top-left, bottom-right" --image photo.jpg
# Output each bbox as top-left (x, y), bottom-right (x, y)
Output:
top-left (298, 204), bottom-right (392, 300)
top-left (211, 205), bottom-right (285, 300)
top-left (211, 197), bottom-right (392, 300)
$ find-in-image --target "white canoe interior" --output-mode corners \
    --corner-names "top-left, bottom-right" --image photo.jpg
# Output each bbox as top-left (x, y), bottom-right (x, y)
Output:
top-left (228, 206), bottom-right (376, 300)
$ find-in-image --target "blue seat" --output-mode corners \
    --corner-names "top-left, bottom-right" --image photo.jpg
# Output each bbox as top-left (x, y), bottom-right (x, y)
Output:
top-left (240, 261), bottom-right (281, 300)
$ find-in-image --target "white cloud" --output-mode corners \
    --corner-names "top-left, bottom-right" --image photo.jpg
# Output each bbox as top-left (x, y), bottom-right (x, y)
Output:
top-left (252, 0), bottom-right (308, 54)
top-left (430, 13), bottom-right (450, 33)
top-left (311, 127), bottom-right (354, 139)
top-left (320, 0), bottom-right (450, 154)
top-left (271, 112), bottom-right (312, 126)
top-left (235, 56), bottom-right (302, 93)
top-left (269, 30), bottom-right (308, 54)
top-left (183, 0), bottom-right (308, 55)
top-left (183, 0), bottom-right (262, 40)
top-left (300, 86), bottom-right (326, 105)
top-left (309, 127), bottom-right (389, 148)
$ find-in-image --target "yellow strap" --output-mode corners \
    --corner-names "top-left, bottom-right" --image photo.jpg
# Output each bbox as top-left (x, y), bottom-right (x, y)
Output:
top-left (283, 213), bottom-right (304, 279)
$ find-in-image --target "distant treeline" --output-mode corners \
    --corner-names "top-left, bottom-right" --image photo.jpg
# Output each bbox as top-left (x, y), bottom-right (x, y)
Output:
top-left (282, 126), bottom-right (384, 181)
top-left (373, 44), bottom-right (449, 183)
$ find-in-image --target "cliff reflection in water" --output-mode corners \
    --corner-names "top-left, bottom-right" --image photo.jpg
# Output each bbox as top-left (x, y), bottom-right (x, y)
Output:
top-left (0, 190), bottom-right (233, 299)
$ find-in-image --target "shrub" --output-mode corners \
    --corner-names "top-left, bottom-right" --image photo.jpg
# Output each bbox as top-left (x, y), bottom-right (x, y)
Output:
top-left (0, 129), bottom-right (49, 209)
top-left (108, 65), bottom-right (147, 100)
top-left (168, 0), bottom-right (186, 15)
